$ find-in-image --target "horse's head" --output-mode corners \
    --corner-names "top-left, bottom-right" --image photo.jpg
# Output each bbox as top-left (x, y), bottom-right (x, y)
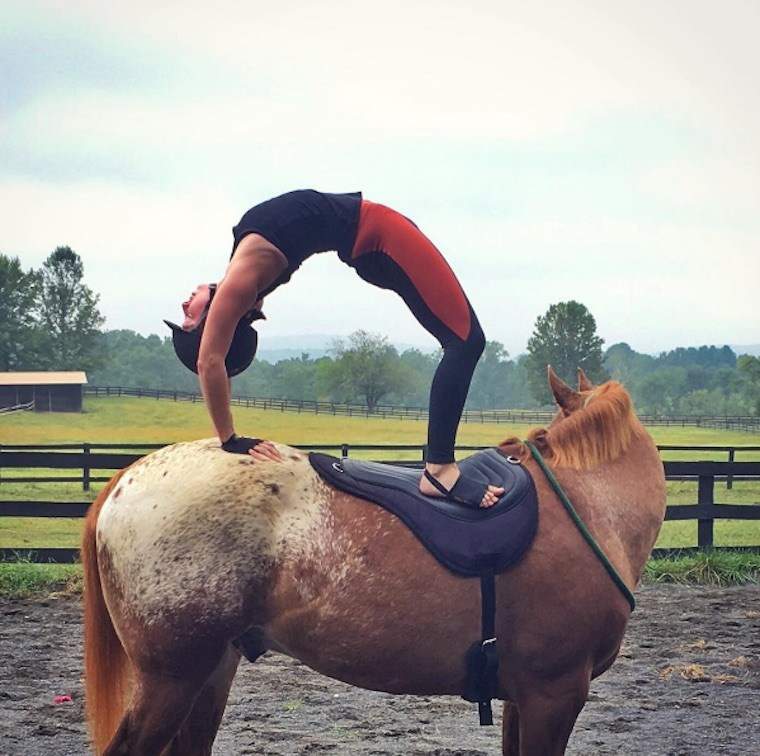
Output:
top-left (503, 367), bottom-right (645, 470)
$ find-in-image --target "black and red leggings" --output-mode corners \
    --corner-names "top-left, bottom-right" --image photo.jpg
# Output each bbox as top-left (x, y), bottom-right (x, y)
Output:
top-left (349, 200), bottom-right (485, 465)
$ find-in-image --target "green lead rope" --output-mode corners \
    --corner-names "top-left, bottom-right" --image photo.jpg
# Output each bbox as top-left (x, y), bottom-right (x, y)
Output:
top-left (525, 441), bottom-right (637, 612)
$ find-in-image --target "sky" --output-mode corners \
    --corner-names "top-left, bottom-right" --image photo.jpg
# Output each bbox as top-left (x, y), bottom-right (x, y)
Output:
top-left (2, 0), bottom-right (759, 356)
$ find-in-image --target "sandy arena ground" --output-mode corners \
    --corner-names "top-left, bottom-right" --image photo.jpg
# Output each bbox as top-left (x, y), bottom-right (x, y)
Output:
top-left (0, 584), bottom-right (758, 755)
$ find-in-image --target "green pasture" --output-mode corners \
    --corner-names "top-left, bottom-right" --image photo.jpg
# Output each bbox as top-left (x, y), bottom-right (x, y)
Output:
top-left (3, 395), bottom-right (760, 450)
top-left (1, 396), bottom-right (760, 552)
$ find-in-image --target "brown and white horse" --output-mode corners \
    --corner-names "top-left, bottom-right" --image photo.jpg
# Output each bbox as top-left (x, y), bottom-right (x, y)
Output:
top-left (82, 368), bottom-right (666, 755)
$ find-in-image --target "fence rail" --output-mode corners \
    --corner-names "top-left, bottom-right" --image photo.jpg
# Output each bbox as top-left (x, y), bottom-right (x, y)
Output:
top-left (0, 400), bottom-right (34, 416)
top-left (2, 443), bottom-right (760, 562)
top-left (82, 386), bottom-right (760, 432)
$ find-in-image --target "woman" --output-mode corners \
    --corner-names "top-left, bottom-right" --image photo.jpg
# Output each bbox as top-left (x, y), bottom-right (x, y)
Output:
top-left (169, 190), bottom-right (503, 508)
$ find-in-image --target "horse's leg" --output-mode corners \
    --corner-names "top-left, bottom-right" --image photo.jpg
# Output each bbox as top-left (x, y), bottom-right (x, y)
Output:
top-left (103, 642), bottom-right (229, 756)
top-left (515, 671), bottom-right (590, 756)
top-left (102, 672), bottom-right (203, 756)
top-left (164, 644), bottom-right (241, 756)
top-left (501, 700), bottom-right (520, 756)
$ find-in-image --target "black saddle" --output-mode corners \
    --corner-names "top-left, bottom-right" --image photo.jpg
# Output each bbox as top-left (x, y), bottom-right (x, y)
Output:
top-left (309, 448), bottom-right (538, 577)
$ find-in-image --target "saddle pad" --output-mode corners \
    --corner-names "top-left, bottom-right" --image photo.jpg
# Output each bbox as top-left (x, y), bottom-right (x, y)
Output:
top-left (309, 448), bottom-right (538, 576)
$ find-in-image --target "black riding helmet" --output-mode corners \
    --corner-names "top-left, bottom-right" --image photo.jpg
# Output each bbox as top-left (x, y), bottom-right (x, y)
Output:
top-left (164, 283), bottom-right (264, 377)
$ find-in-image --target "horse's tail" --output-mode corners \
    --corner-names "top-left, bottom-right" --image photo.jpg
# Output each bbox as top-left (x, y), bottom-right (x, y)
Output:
top-left (82, 468), bottom-right (131, 754)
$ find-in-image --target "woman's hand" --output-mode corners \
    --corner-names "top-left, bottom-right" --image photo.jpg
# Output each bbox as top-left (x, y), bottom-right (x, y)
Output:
top-left (221, 434), bottom-right (283, 462)
top-left (247, 439), bottom-right (282, 462)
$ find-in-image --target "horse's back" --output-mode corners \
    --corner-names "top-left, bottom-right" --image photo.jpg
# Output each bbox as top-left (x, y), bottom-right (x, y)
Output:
top-left (95, 440), bottom-right (330, 632)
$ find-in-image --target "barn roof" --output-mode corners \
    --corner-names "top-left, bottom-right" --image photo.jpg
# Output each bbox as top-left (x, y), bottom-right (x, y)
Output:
top-left (0, 372), bottom-right (88, 386)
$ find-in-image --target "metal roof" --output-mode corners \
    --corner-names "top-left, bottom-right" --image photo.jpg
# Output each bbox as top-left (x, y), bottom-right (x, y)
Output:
top-left (0, 372), bottom-right (88, 386)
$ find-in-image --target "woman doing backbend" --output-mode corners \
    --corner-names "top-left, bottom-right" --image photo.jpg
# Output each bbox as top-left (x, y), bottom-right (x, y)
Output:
top-left (168, 190), bottom-right (504, 508)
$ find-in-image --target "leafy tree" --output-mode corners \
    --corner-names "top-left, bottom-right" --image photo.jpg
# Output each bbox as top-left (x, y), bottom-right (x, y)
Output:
top-left (35, 247), bottom-right (105, 371)
top-left (738, 355), bottom-right (760, 414)
top-left (604, 342), bottom-right (656, 391)
top-left (467, 341), bottom-right (514, 408)
top-left (510, 354), bottom-right (541, 408)
top-left (323, 330), bottom-right (415, 410)
top-left (658, 345), bottom-right (736, 369)
top-left (272, 354), bottom-right (319, 400)
top-left (0, 253), bottom-right (40, 370)
top-left (525, 301), bottom-right (606, 405)
top-left (91, 330), bottom-right (198, 391)
top-left (636, 367), bottom-right (688, 414)
top-left (398, 348), bottom-right (438, 406)
top-left (676, 388), bottom-right (753, 416)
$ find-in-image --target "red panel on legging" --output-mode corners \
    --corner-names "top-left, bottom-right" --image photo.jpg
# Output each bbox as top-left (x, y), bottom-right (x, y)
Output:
top-left (350, 201), bottom-right (471, 341)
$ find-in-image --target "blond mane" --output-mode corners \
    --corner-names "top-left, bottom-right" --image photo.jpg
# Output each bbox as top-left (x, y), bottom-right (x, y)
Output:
top-left (519, 381), bottom-right (645, 470)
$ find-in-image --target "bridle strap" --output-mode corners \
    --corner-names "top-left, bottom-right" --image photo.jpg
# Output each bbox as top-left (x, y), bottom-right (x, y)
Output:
top-left (525, 441), bottom-right (636, 612)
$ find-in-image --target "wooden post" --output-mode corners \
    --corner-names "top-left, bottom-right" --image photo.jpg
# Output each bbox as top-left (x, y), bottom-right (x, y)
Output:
top-left (697, 474), bottom-right (714, 550)
top-left (727, 448), bottom-right (735, 490)
top-left (83, 443), bottom-right (91, 491)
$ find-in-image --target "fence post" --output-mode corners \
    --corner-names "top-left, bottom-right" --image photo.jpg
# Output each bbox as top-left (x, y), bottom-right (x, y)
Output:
top-left (422, 444), bottom-right (428, 464)
top-left (83, 443), bottom-right (91, 491)
top-left (341, 443), bottom-right (349, 458)
top-left (727, 448), bottom-right (735, 490)
top-left (697, 474), bottom-right (714, 550)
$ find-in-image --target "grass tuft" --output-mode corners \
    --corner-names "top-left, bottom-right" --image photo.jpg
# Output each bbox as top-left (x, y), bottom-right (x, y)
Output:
top-left (0, 561), bottom-right (82, 599)
top-left (644, 550), bottom-right (760, 586)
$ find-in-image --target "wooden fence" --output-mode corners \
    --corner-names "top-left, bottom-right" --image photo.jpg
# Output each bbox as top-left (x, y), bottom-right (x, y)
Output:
top-left (84, 386), bottom-right (760, 432)
top-left (0, 400), bottom-right (35, 415)
top-left (1, 443), bottom-right (759, 563)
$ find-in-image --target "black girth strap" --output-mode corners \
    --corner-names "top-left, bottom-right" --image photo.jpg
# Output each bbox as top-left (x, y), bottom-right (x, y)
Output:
top-left (463, 571), bottom-right (499, 725)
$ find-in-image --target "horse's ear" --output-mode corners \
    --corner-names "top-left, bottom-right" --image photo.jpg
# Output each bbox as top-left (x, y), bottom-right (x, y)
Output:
top-left (548, 365), bottom-right (581, 412)
top-left (577, 367), bottom-right (594, 392)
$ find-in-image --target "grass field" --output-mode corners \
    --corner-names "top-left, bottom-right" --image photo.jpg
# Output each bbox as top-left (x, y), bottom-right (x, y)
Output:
top-left (1, 396), bottom-right (760, 552)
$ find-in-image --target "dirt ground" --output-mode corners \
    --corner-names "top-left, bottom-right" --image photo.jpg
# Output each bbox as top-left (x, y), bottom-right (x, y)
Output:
top-left (0, 584), bottom-right (758, 756)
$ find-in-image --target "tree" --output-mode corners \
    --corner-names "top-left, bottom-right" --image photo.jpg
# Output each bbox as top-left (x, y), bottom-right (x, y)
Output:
top-left (467, 341), bottom-right (515, 408)
top-left (35, 246), bottom-right (105, 371)
top-left (324, 330), bottom-right (414, 410)
top-left (738, 355), bottom-right (760, 414)
top-left (525, 301), bottom-right (606, 405)
top-left (398, 348), bottom-right (438, 406)
top-left (636, 367), bottom-right (687, 414)
top-left (0, 253), bottom-right (40, 370)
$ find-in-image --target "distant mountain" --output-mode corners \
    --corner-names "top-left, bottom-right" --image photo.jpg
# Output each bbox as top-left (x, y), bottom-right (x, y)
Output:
top-left (730, 344), bottom-right (760, 357)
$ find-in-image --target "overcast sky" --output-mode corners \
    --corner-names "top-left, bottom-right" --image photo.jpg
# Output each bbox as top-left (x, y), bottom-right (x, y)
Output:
top-left (2, 0), bottom-right (758, 356)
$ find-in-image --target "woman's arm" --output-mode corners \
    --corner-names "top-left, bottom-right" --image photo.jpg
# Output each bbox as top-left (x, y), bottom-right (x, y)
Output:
top-left (197, 274), bottom-right (253, 442)
top-left (198, 238), bottom-right (288, 459)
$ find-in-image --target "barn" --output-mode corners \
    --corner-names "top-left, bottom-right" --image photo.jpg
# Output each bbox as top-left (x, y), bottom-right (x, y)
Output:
top-left (0, 372), bottom-right (88, 412)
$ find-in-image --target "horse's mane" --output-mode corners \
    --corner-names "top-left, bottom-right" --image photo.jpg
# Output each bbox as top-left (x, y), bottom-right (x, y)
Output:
top-left (504, 381), bottom-right (645, 470)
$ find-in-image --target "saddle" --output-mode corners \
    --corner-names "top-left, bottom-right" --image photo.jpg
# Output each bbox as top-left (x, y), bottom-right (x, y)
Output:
top-left (309, 448), bottom-right (538, 577)
top-left (309, 448), bottom-right (539, 725)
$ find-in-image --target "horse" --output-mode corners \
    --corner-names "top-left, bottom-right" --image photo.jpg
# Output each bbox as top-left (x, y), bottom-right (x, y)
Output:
top-left (81, 367), bottom-right (666, 755)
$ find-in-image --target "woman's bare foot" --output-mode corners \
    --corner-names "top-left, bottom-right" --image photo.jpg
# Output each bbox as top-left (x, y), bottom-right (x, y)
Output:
top-left (419, 462), bottom-right (504, 508)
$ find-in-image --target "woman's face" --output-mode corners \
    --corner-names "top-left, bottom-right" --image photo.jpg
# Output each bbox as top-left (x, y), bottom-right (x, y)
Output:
top-left (181, 284), bottom-right (214, 330)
